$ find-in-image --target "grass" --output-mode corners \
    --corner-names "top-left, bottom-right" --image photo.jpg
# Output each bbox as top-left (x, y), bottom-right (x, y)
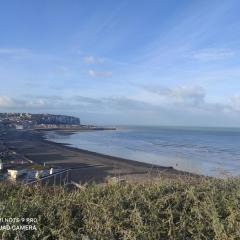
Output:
top-left (27, 164), bottom-right (50, 171)
top-left (0, 177), bottom-right (239, 239)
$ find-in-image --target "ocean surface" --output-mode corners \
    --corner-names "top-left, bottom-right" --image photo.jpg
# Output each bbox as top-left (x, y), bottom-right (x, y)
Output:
top-left (46, 126), bottom-right (240, 177)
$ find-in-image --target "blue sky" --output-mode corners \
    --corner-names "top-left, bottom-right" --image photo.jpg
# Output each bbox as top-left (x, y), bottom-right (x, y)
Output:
top-left (0, 0), bottom-right (240, 126)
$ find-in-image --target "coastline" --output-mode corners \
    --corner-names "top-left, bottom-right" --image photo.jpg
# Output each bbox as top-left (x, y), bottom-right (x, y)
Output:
top-left (3, 128), bottom-right (198, 184)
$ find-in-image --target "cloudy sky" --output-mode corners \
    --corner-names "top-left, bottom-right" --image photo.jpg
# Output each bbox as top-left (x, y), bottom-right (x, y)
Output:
top-left (0, 0), bottom-right (240, 126)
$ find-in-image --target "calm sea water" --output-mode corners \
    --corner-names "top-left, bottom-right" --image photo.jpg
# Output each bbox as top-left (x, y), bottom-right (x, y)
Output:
top-left (46, 126), bottom-right (240, 177)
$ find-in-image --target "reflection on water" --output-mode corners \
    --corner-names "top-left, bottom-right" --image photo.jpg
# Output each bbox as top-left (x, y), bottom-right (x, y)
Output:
top-left (46, 126), bottom-right (240, 177)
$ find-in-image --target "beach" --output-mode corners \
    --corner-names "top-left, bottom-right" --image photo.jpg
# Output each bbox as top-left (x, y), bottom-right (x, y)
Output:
top-left (3, 128), bottom-right (192, 184)
top-left (45, 126), bottom-right (240, 177)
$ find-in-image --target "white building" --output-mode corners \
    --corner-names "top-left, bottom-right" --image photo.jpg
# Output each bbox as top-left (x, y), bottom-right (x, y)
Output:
top-left (8, 169), bottom-right (27, 179)
top-left (15, 125), bottom-right (24, 130)
top-left (0, 162), bottom-right (3, 170)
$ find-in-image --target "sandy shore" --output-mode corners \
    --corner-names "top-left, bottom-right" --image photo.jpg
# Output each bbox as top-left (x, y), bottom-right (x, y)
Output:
top-left (3, 129), bottom-right (195, 183)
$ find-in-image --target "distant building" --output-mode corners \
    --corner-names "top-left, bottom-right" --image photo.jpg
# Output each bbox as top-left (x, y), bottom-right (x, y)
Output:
top-left (15, 125), bottom-right (23, 130)
top-left (0, 113), bottom-right (81, 129)
top-left (8, 168), bottom-right (27, 179)
top-left (0, 161), bottom-right (3, 170)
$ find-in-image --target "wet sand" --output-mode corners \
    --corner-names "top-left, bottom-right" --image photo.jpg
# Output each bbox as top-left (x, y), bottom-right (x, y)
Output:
top-left (3, 129), bottom-right (195, 184)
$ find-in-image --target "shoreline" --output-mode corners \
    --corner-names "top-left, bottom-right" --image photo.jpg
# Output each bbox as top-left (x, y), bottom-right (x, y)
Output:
top-left (3, 128), bottom-right (199, 183)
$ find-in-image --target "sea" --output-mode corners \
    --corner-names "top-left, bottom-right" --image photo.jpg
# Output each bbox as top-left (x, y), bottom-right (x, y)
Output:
top-left (46, 126), bottom-right (240, 177)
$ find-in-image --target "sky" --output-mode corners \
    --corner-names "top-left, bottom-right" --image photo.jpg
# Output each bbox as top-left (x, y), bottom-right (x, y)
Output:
top-left (0, 0), bottom-right (240, 126)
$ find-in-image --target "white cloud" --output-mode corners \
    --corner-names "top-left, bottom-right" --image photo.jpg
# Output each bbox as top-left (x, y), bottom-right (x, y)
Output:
top-left (143, 85), bottom-right (205, 106)
top-left (88, 69), bottom-right (112, 78)
top-left (0, 96), bottom-right (49, 109)
top-left (190, 48), bottom-right (234, 61)
top-left (230, 95), bottom-right (240, 111)
top-left (1, 92), bottom-right (240, 126)
top-left (0, 48), bottom-right (30, 60)
top-left (0, 96), bottom-right (15, 107)
top-left (169, 86), bottom-right (205, 106)
top-left (84, 56), bottom-right (105, 65)
top-left (25, 99), bottom-right (46, 107)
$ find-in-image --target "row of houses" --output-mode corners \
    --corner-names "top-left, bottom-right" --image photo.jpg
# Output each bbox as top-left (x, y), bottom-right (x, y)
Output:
top-left (0, 113), bottom-right (81, 129)
top-left (0, 160), bottom-right (61, 182)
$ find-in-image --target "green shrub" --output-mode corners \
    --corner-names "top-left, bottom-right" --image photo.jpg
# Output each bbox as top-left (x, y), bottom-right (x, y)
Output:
top-left (0, 178), bottom-right (239, 239)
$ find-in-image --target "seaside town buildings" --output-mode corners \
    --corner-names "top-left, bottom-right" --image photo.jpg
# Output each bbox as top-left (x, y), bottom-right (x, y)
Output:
top-left (0, 113), bottom-right (81, 129)
top-left (0, 112), bottom-right (115, 184)
top-left (0, 113), bottom-right (73, 183)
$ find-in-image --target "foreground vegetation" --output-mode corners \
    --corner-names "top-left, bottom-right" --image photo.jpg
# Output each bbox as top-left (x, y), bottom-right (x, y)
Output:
top-left (0, 177), bottom-right (239, 239)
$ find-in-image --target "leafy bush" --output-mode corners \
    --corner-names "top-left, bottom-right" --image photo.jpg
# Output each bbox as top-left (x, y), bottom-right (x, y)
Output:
top-left (0, 178), bottom-right (239, 239)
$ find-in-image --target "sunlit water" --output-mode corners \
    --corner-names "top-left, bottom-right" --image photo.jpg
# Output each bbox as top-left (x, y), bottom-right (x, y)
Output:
top-left (45, 126), bottom-right (240, 177)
